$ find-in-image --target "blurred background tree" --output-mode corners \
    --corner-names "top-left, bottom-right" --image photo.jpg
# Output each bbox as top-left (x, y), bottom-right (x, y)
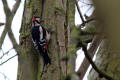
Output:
top-left (88, 0), bottom-right (120, 80)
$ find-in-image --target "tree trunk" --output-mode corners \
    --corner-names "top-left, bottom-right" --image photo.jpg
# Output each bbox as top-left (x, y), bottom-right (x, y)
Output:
top-left (18, 0), bottom-right (75, 80)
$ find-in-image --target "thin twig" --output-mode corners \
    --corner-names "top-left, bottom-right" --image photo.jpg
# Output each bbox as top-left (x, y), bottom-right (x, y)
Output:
top-left (0, 54), bottom-right (17, 65)
top-left (0, 48), bottom-right (13, 59)
top-left (75, 0), bottom-right (85, 23)
top-left (0, 23), bottom-right (5, 26)
top-left (79, 18), bottom-right (95, 27)
top-left (0, 72), bottom-right (9, 80)
top-left (80, 30), bottom-right (99, 36)
top-left (78, 0), bottom-right (93, 5)
top-left (0, 48), bottom-right (4, 54)
top-left (75, 0), bottom-right (95, 27)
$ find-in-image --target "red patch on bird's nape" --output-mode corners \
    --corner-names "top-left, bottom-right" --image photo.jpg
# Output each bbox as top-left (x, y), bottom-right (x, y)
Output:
top-left (32, 17), bottom-right (36, 22)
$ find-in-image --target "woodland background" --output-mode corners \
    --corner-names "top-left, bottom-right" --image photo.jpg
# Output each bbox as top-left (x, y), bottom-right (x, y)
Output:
top-left (0, 0), bottom-right (120, 80)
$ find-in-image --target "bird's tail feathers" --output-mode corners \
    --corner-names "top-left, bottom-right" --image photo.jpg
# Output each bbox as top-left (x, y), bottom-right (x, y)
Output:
top-left (41, 51), bottom-right (51, 65)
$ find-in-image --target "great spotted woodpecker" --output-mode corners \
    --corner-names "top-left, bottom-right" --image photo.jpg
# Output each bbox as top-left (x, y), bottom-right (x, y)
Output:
top-left (31, 17), bottom-right (51, 65)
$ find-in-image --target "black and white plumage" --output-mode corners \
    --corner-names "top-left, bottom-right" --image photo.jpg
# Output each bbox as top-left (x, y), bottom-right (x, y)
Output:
top-left (31, 17), bottom-right (51, 65)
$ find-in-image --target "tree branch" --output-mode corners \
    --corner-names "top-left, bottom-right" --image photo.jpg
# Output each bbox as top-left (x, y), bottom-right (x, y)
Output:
top-left (0, 28), bottom-right (7, 48)
top-left (80, 30), bottom-right (99, 36)
top-left (0, 0), bottom-right (13, 48)
top-left (0, 16), bottom-right (14, 49)
top-left (8, 29), bottom-right (20, 54)
top-left (0, 54), bottom-right (17, 65)
top-left (78, 0), bottom-right (93, 5)
top-left (0, 48), bottom-right (13, 59)
top-left (0, 72), bottom-right (9, 80)
top-left (81, 42), bottom-right (115, 80)
top-left (75, 0), bottom-right (85, 23)
top-left (2, 0), bottom-right (12, 17)
top-left (0, 48), bottom-right (4, 53)
top-left (77, 36), bottom-right (102, 79)
top-left (0, 23), bottom-right (5, 26)
top-left (75, 0), bottom-right (95, 27)
top-left (1, 0), bottom-right (21, 53)
top-left (12, 0), bottom-right (21, 15)
top-left (0, 0), bottom-right (21, 66)
top-left (79, 18), bottom-right (95, 27)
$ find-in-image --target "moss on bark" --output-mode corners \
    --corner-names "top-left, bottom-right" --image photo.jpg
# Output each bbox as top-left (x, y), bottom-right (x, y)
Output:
top-left (18, 0), bottom-right (75, 80)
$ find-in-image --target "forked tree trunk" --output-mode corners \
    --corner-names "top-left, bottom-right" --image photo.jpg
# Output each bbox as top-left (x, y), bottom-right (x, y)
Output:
top-left (17, 0), bottom-right (75, 80)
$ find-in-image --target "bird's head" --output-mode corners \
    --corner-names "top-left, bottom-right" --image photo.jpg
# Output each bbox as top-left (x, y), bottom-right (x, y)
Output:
top-left (32, 16), bottom-right (41, 23)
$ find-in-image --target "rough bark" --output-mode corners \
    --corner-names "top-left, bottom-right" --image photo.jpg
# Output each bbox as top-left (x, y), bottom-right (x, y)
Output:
top-left (67, 0), bottom-right (76, 74)
top-left (18, 0), bottom-right (75, 80)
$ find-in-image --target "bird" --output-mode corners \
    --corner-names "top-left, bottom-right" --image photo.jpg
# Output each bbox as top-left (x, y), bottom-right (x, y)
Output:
top-left (31, 16), bottom-right (51, 65)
